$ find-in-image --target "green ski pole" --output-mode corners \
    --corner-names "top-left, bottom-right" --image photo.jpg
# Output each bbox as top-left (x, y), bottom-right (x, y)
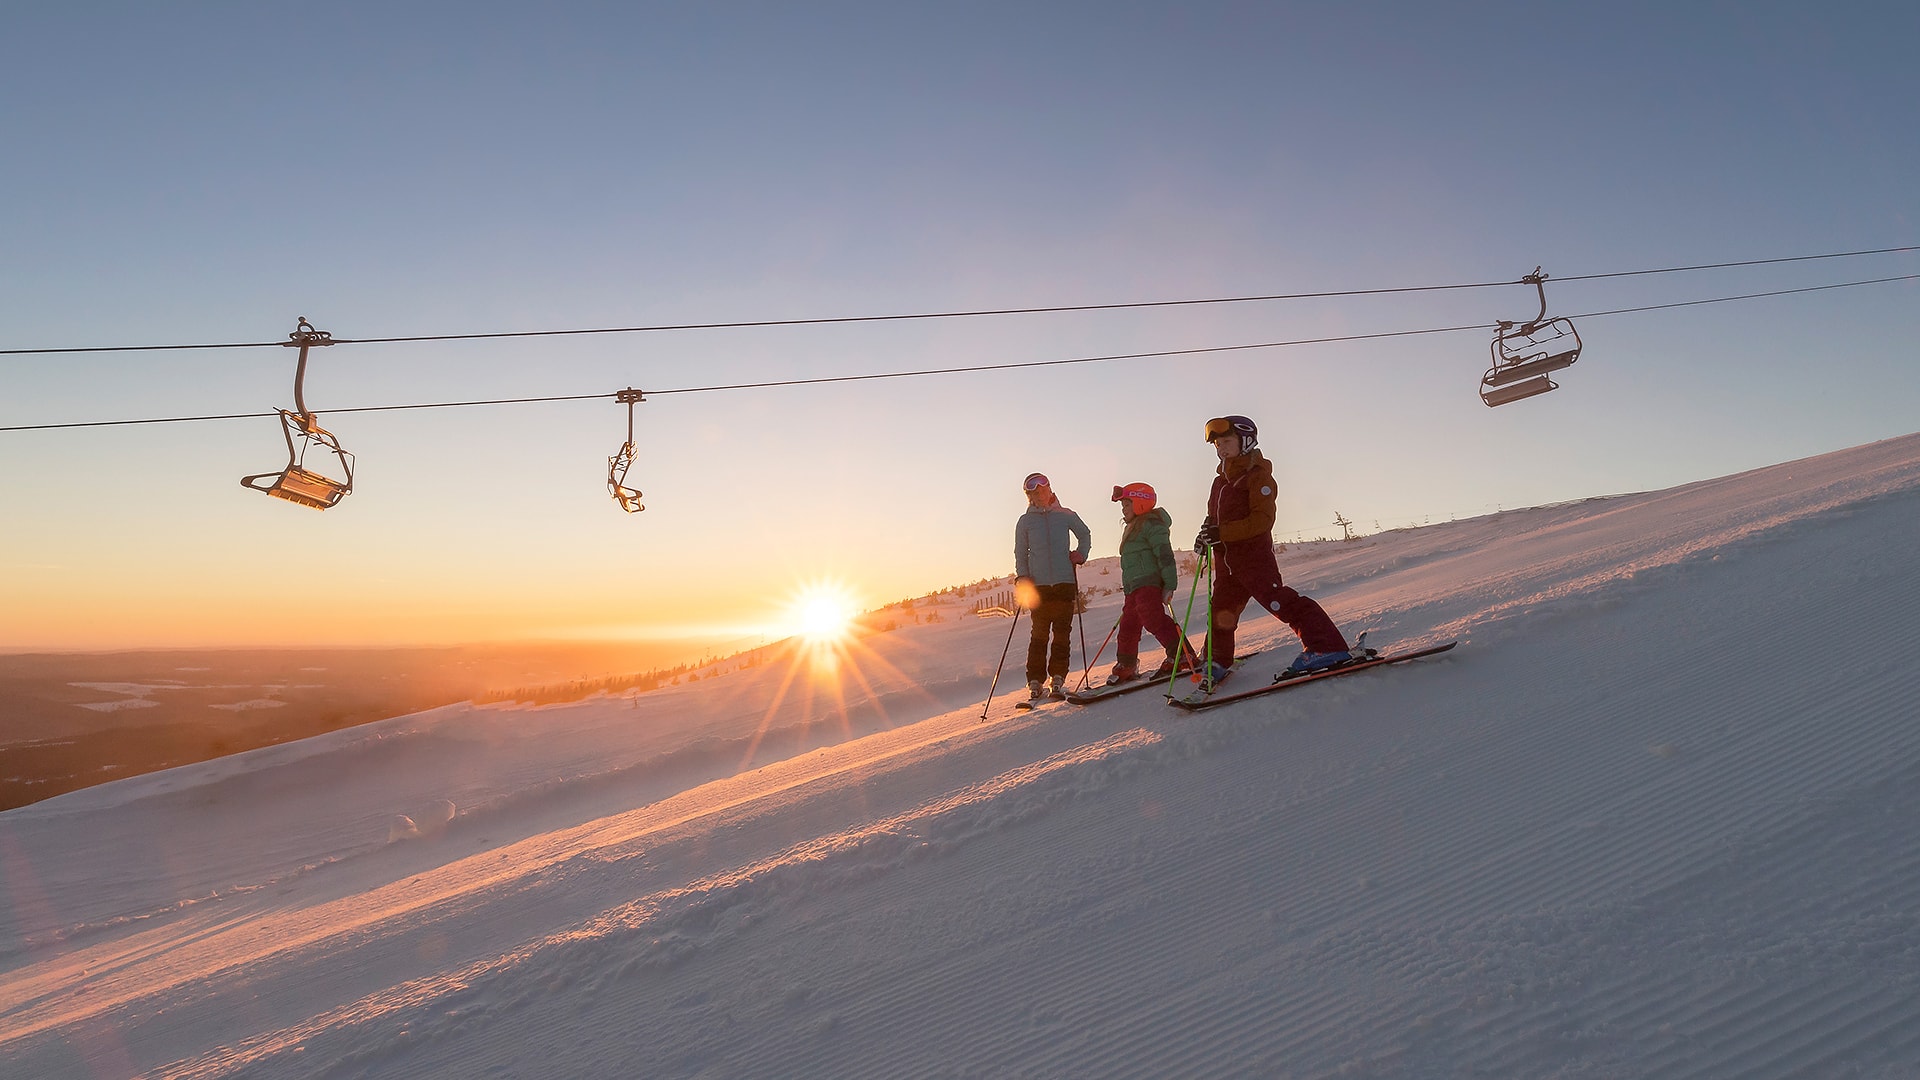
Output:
top-left (1171, 546), bottom-right (1211, 697)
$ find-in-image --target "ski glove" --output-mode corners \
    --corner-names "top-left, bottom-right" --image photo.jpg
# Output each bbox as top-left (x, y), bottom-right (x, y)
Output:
top-left (1070, 550), bottom-right (1086, 566)
top-left (1195, 517), bottom-right (1220, 550)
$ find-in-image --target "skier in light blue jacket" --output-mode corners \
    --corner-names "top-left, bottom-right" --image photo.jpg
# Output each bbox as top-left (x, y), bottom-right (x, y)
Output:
top-left (1014, 472), bottom-right (1092, 701)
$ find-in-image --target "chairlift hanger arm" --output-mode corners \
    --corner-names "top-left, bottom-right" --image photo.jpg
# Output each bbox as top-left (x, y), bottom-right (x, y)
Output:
top-left (1502, 268), bottom-right (1550, 336)
top-left (281, 317), bottom-right (336, 418)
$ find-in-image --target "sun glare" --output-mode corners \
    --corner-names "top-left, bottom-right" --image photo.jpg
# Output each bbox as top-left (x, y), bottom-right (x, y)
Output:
top-left (787, 582), bottom-right (862, 645)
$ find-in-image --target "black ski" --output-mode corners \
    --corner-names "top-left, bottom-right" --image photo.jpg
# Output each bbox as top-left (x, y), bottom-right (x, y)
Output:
top-left (1168, 641), bottom-right (1458, 711)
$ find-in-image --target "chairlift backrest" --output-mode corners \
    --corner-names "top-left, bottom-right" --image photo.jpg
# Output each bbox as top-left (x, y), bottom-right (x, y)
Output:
top-left (1483, 345), bottom-right (1578, 388)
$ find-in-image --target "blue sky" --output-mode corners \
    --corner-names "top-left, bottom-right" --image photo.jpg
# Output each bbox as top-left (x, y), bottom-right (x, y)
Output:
top-left (2, 3), bottom-right (1915, 650)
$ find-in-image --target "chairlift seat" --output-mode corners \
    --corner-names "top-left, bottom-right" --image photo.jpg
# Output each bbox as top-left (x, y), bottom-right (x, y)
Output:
top-left (241, 407), bottom-right (354, 509)
top-left (1480, 374), bottom-right (1560, 407)
top-left (242, 464), bottom-right (352, 509)
top-left (608, 441), bottom-right (645, 513)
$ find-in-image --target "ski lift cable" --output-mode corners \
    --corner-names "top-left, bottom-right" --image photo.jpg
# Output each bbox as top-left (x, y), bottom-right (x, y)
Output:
top-left (1551, 247), bottom-right (1920, 286)
top-left (1, 271), bottom-right (1915, 435)
top-left (0, 328), bottom-right (1481, 433)
top-left (1, 245), bottom-right (1914, 358)
top-left (1564, 272), bottom-right (1920, 321)
top-left (0, 393), bottom-right (607, 433)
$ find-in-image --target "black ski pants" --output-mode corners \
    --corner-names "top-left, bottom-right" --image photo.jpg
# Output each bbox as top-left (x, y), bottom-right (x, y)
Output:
top-left (1025, 583), bottom-right (1077, 682)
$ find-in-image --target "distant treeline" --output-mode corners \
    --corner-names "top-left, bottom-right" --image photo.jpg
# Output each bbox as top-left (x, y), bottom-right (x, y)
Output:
top-left (473, 657), bottom-right (713, 705)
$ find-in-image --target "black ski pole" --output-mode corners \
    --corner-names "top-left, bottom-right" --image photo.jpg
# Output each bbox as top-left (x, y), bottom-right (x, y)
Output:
top-left (981, 606), bottom-right (1022, 719)
top-left (1071, 563), bottom-right (1091, 685)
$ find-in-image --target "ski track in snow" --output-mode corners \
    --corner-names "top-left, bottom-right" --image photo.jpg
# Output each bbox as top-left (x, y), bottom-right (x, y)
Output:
top-left (3, 435), bottom-right (1920, 1078)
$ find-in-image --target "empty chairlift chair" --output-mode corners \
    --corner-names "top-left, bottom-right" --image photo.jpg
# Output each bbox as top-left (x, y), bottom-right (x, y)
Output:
top-left (240, 318), bottom-right (356, 509)
top-left (1482, 269), bottom-right (1582, 407)
top-left (607, 387), bottom-right (646, 513)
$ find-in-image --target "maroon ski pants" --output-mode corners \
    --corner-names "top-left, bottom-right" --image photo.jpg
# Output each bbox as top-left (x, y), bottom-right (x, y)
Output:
top-left (1117, 585), bottom-right (1197, 668)
top-left (1206, 550), bottom-right (1347, 662)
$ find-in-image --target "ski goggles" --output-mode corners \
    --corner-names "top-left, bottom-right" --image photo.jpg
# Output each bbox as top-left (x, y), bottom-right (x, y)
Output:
top-left (1023, 472), bottom-right (1050, 492)
top-left (1203, 417), bottom-right (1237, 442)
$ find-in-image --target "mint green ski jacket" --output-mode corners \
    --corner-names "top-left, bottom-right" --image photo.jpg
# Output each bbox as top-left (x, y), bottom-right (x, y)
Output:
top-left (1117, 507), bottom-right (1179, 595)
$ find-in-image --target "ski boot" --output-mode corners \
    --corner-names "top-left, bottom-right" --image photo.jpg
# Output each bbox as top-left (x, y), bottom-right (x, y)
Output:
top-left (1284, 650), bottom-right (1351, 675)
top-left (1195, 661), bottom-right (1232, 692)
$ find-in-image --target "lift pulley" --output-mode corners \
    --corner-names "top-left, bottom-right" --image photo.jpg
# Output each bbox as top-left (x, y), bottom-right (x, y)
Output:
top-left (240, 318), bottom-right (356, 509)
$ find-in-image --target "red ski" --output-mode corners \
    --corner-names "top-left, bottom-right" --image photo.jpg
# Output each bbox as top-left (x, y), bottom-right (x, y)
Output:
top-left (1167, 641), bottom-right (1458, 711)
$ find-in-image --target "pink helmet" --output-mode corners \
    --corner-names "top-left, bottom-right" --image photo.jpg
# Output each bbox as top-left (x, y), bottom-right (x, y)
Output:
top-left (1111, 482), bottom-right (1156, 516)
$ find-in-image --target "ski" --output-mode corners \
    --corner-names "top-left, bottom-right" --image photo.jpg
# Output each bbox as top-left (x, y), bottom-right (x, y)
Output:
top-left (1065, 651), bottom-right (1263, 705)
top-left (1168, 641), bottom-right (1458, 711)
top-left (1013, 691), bottom-right (1069, 711)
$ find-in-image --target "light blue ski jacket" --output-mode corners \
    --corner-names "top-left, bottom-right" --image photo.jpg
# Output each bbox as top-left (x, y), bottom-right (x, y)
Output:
top-left (1014, 502), bottom-right (1092, 587)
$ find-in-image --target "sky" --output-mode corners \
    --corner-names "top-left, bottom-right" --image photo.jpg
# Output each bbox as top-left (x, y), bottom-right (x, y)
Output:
top-left (2, 2), bottom-right (1916, 651)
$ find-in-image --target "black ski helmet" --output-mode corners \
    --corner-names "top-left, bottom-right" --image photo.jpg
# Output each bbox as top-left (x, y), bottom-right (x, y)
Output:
top-left (1204, 415), bottom-right (1258, 454)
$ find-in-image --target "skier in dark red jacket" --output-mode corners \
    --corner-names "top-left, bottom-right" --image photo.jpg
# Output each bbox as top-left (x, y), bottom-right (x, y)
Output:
top-left (1194, 415), bottom-right (1350, 689)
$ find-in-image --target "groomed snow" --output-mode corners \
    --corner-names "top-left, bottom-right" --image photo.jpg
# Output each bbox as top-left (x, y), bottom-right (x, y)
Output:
top-left (5, 433), bottom-right (1920, 1078)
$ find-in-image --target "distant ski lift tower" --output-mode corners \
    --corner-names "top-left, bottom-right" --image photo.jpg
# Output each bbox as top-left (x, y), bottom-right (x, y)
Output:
top-left (1334, 512), bottom-right (1356, 541)
top-left (1482, 268), bottom-right (1582, 406)
top-left (240, 318), bottom-right (356, 509)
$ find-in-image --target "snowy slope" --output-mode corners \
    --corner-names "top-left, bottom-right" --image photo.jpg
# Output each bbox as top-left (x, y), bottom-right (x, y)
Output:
top-left (5, 434), bottom-right (1920, 1079)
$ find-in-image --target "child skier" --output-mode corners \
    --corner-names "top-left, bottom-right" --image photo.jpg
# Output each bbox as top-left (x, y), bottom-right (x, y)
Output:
top-left (1013, 472), bottom-right (1092, 702)
top-left (1194, 416), bottom-right (1350, 688)
top-left (1107, 482), bottom-right (1200, 683)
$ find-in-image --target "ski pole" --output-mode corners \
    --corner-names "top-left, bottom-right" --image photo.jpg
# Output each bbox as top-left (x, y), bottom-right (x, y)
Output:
top-left (981, 606), bottom-right (1022, 719)
top-left (1071, 563), bottom-right (1092, 687)
top-left (1076, 612), bottom-right (1124, 692)
top-left (1172, 547), bottom-right (1210, 696)
top-left (1164, 596), bottom-right (1199, 673)
top-left (1201, 544), bottom-right (1216, 682)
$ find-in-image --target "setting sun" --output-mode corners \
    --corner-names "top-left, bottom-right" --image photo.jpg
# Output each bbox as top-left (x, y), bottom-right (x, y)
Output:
top-left (786, 581), bottom-right (863, 645)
